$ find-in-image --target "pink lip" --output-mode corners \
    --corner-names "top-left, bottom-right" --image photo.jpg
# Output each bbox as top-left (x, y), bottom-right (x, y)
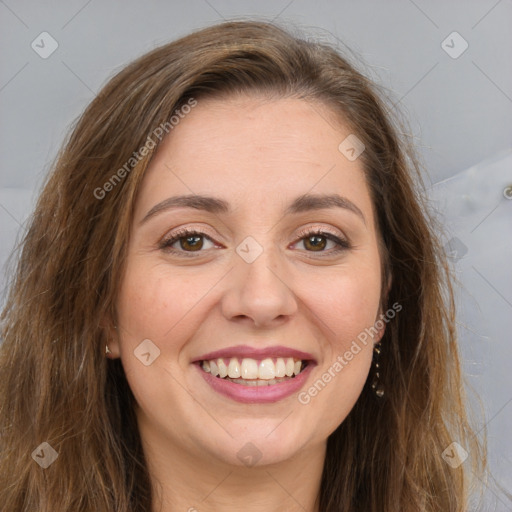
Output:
top-left (194, 362), bottom-right (316, 404)
top-left (192, 344), bottom-right (316, 363)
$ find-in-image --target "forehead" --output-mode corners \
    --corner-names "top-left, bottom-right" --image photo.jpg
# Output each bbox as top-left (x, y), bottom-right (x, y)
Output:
top-left (162, 94), bottom-right (349, 166)
top-left (136, 95), bottom-right (375, 223)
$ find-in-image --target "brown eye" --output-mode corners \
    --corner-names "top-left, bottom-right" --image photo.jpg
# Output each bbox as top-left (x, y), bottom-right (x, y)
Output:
top-left (303, 234), bottom-right (327, 251)
top-left (160, 229), bottom-right (216, 256)
top-left (295, 228), bottom-right (351, 256)
top-left (179, 235), bottom-right (204, 251)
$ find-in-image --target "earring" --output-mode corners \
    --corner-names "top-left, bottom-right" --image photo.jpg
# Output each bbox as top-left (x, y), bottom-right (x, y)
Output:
top-left (371, 342), bottom-right (384, 398)
top-left (106, 325), bottom-right (117, 356)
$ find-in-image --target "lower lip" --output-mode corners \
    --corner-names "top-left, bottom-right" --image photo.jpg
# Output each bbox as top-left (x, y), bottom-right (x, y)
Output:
top-left (194, 363), bottom-right (315, 404)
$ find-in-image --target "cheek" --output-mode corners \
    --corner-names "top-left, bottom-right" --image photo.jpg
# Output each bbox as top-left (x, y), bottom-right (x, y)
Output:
top-left (310, 261), bottom-right (382, 349)
top-left (297, 280), bottom-right (378, 436)
top-left (294, 257), bottom-right (381, 426)
top-left (114, 261), bottom-right (205, 423)
top-left (116, 260), bottom-right (212, 350)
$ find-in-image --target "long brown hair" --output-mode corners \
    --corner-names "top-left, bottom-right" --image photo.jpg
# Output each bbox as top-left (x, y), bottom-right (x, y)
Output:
top-left (0, 20), bottom-right (486, 511)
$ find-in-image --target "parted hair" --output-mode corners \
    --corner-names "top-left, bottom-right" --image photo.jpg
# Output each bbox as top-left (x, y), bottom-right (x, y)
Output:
top-left (0, 20), bottom-right (485, 511)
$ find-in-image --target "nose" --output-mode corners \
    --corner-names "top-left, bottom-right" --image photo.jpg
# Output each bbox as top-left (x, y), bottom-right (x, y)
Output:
top-left (220, 243), bottom-right (298, 329)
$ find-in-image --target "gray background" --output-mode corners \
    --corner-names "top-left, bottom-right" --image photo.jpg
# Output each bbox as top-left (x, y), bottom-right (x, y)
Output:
top-left (1, 0), bottom-right (511, 509)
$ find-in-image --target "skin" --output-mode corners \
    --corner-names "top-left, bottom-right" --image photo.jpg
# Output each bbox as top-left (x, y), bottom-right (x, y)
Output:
top-left (108, 94), bottom-right (385, 512)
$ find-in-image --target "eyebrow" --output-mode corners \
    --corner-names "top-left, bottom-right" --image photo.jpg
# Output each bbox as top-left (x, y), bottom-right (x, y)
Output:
top-left (140, 192), bottom-right (366, 225)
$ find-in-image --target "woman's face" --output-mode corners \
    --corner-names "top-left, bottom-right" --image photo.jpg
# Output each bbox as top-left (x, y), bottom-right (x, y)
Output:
top-left (112, 94), bottom-right (385, 467)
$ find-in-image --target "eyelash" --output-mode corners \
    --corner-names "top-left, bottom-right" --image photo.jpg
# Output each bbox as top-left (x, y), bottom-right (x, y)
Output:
top-left (159, 227), bottom-right (351, 258)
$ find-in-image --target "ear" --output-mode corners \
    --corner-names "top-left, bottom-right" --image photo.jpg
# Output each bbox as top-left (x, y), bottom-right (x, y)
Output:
top-left (101, 315), bottom-right (121, 359)
top-left (386, 272), bottom-right (392, 296)
top-left (375, 272), bottom-right (393, 343)
top-left (374, 314), bottom-right (386, 344)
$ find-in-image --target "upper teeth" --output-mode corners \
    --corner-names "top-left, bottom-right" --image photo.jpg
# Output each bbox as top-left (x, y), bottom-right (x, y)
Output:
top-left (201, 357), bottom-right (303, 380)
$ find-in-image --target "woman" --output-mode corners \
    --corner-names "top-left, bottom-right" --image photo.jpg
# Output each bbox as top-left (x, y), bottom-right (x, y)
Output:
top-left (0, 20), bottom-right (486, 511)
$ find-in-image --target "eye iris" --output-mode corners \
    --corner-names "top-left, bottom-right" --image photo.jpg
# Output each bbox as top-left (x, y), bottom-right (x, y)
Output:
top-left (181, 235), bottom-right (203, 251)
top-left (305, 235), bottom-right (326, 251)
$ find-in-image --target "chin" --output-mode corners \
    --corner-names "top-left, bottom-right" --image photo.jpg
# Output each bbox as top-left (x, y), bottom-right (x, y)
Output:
top-left (198, 421), bottom-right (310, 468)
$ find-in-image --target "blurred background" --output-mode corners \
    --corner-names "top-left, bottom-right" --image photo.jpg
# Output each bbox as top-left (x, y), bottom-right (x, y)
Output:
top-left (0, 1), bottom-right (510, 509)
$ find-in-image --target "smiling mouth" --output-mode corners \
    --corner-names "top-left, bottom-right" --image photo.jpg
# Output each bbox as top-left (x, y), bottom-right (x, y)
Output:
top-left (198, 356), bottom-right (309, 386)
